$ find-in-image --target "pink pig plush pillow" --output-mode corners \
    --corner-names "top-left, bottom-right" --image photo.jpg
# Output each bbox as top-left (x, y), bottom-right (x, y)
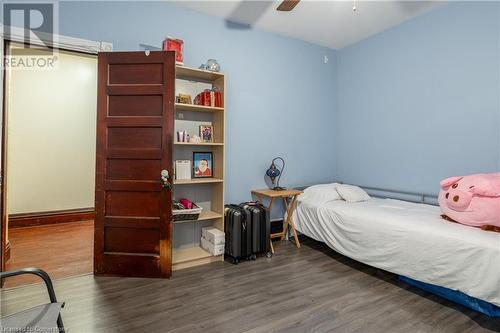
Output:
top-left (438, 173), bottom-right (500, 230)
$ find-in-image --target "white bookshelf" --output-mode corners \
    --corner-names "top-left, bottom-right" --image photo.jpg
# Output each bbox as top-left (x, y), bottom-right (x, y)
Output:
top-left (172, 65), bottom-right (225, 271)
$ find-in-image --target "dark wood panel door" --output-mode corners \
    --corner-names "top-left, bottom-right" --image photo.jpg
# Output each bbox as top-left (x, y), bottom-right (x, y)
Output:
top-left (95, 51), bottom-right (174, 278)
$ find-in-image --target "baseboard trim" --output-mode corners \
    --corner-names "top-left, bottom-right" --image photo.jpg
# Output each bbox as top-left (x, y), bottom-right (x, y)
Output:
top-left (9, 208), bottom-right (95, 228)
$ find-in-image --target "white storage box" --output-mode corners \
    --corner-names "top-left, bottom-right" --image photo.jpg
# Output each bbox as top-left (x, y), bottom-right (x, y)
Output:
top-left (202, 227), bottom-right (225, 245)
top-left (201, 237), bottom-right (224, 256)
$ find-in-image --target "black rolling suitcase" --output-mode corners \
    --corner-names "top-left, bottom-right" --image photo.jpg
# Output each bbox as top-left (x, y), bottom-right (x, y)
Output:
top-left (224, 205), bottom-right (252, 264)
top-left (224, 202), bottom-right (272, 265)
top-left (239, 202), bottom-right (272, 258)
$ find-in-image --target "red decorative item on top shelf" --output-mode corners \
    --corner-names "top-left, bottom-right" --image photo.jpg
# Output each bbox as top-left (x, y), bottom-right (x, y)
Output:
top-left (194, 89), bottom-right (223, 108)
top-left (203, 90), bottom-right (211, 107)
top-left (214, 89), bottom-right (222, 107)
top-left (163, 37), bottom-right (184, 65)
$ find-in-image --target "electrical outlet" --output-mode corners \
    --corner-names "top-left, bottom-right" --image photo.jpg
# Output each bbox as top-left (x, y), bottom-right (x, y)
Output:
top-left (324, 55), bottom-right (329, 64)
top-left (178, 113), bottom-right (184, 119)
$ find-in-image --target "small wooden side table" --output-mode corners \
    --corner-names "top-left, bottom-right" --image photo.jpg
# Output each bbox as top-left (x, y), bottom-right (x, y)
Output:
top-left (251, 188), bottom-right (302, 254)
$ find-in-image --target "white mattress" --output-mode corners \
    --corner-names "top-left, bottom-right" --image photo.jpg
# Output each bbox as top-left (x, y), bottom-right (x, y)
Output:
top-left (293, 197), bottom-right (500, 306)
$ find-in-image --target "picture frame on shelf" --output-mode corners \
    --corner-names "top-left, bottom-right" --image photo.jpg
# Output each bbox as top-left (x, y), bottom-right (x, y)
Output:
top-left (176, 93), bottom-right (192, 104)
top-left (193, 152), bottom-right (213, 178)
top-left (200, 125), bottom-right (213, 143)
top-left (163, 36), bottom-right (184, 65)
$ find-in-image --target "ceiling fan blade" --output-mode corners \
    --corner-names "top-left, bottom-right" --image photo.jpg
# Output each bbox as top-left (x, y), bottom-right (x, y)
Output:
top-left (276, 0), bottom-right (300, 12)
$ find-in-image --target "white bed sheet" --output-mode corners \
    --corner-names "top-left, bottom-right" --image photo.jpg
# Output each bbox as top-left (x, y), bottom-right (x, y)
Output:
top-left (293, 197), bottom-right (500, 306)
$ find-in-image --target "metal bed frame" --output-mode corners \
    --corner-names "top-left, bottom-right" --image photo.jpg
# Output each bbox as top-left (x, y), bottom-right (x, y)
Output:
top-left (359, 185), bottom-right (438, 205)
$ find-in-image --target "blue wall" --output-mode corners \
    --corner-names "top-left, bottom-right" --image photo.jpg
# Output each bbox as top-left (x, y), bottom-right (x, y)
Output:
top-left (14, 1), bottom-right (500, 202)
top-left (335, 1), bottom-right (500, 195)
top-left (57, 1), bottom-right (336, 206)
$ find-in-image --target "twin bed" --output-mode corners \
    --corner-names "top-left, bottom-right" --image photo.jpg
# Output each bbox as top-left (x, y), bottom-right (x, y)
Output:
top-left (292, 184), bottom-right (500, 314)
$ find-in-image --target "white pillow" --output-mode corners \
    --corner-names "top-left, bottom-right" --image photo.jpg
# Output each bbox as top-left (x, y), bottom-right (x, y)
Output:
top-left (336, 184), bottom-right (371, 202)
top-left (298, 183), bottom-right (341, 206)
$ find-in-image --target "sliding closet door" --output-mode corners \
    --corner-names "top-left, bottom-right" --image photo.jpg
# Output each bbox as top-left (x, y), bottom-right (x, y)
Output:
top-left (95, 51), bottom-right (174, 278)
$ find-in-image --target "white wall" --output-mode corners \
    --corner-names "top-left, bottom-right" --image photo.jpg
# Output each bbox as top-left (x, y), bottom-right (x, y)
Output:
top-left (6, 43), bottom-right (97, 214)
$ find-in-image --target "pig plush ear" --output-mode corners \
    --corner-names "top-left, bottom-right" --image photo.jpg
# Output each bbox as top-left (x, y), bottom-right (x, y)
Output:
top-left (471, 184), bottom-right (500, 197)
top-left (440, 176), bottom-right (463, 189)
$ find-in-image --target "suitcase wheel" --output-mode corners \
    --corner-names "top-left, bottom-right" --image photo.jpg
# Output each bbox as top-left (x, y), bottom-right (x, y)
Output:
top-left (266, 251), bottom-right (273, 258)
top-left (250, 254), bottom-right (257, 261)
top-left (225, 256), bottom-right (239, 265)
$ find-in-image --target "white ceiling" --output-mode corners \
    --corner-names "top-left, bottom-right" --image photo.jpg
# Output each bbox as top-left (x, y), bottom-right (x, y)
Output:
top-left (173, 0), bottom-right (444, 49)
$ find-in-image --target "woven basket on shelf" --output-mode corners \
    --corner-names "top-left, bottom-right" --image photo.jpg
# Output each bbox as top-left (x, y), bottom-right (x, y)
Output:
top-left (172, 203), bottom-right (203, 222)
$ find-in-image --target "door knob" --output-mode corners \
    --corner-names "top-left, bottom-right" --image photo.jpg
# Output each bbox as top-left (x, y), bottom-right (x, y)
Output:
top-left (161, 169), bottom-right (171, 190)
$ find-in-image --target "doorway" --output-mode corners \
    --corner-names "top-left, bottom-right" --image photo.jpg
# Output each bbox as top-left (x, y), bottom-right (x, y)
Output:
top-left (2, 42), bottom-right (98, 287)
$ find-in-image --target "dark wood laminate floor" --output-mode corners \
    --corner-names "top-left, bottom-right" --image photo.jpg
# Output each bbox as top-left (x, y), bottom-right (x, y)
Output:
top-left (5, 221), bottom-right (93, 287)
top-left (2, 238), bottom-right (499, 333)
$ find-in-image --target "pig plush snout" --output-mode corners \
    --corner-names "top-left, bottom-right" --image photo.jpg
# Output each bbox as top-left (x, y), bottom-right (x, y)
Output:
top-left (444, 188), bottom-right (472, 211)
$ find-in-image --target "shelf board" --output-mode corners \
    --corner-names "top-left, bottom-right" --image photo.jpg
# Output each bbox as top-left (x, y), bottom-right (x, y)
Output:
top-left (175, 103), bottom-right (224, 113)
top-left (175, 142), bottom-right (224, 146)
top-left (173, 178), bottom-right (224, 185)
top-left (172, 246), bottom-right (224, 271)
top-left (176, 65), bottom-right (224, 82)
top-left (173, 210), bottom-right (223, 224)
top-left (172, 246), bottom-right (212, 264)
